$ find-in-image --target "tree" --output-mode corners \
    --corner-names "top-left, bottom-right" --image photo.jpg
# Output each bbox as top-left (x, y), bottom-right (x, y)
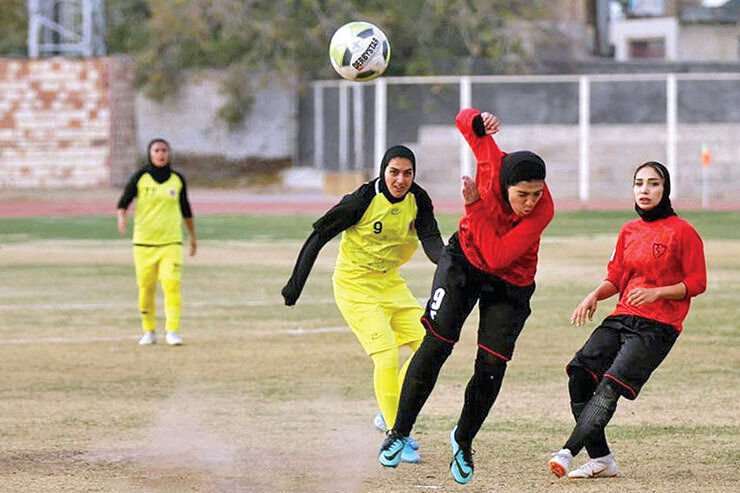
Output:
top-left (1, 0), bottom-right (549, 127)
top-left (0, 0), bottom-right (28, 56)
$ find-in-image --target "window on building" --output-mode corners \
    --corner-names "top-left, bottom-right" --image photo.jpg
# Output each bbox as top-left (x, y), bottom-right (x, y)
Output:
top-left (629, 38), bottom-right (666, 58)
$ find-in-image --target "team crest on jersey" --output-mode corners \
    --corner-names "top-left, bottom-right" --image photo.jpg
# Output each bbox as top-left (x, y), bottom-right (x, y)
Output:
top-left (169, 189), bottom-right (176, 197)
top-left (652, 243), bottom-right (667, 259)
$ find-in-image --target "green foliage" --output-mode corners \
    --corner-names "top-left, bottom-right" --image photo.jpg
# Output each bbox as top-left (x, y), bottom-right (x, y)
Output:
top-left (0, 0), bottom-right (27, 56)
top-left (0, 0), bottom-right (548, 125)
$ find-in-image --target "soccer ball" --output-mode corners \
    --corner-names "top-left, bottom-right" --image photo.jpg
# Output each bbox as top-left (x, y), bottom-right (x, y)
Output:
top-left (329, 21), bottom-right (390, 82)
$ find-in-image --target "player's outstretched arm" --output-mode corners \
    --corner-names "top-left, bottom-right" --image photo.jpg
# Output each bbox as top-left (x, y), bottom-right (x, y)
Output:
top-left (570, 280), bottom-right (618, 326)
top-left (282, 186), bottom-right (372, 306)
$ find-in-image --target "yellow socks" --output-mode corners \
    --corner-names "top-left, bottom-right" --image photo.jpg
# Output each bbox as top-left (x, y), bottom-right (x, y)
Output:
top-left (371, 347), bottom-right (400, 429)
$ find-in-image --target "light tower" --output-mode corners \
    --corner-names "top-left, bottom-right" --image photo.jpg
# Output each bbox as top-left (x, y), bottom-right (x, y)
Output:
top-left (27, 0), bottom-right (106, 58)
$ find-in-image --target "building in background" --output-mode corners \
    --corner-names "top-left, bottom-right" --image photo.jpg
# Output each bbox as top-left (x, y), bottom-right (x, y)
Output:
top-left (608, 0), bottom-right (740, 61)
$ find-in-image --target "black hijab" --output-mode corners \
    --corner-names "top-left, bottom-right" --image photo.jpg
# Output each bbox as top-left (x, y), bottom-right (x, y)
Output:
top-left (500, 151), bottom-right (546, 204)
top-left (633, 161), bottom-right (676, 222)
top-left (379, 145), bottom-right (416, 203)
top-left (145, 138), bottom-right (173, 183)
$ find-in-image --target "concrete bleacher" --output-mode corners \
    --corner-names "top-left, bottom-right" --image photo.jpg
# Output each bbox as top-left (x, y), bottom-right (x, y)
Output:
top-left (408, 123), bottom-right (740, 203)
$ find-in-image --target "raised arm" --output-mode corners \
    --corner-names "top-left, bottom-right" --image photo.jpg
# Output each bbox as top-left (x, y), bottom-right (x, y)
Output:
top-left (455, 108), bottom-right (503, 165)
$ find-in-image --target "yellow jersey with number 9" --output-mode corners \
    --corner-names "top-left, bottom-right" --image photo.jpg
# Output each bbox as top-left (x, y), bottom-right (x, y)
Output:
top-left (335, 185), bottom-right (420, 275)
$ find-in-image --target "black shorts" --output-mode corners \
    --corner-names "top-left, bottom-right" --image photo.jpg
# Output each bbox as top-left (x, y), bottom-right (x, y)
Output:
top-left (421, 233), bottom-right (535, 362)
top-left (567, 315), bottom-right (679, 400)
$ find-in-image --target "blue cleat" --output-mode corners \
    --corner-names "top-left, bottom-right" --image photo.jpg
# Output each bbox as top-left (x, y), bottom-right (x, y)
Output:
top-left (401, 438), bottom-right (421, 463)
top-left (405, 435), bottom-right (420, 450)
top-left (449, 426), bottom-right (474, 484)
top-left (374, 413), bottom-right (419, 450)
top-left (378, 430), bottom-right (405, 467)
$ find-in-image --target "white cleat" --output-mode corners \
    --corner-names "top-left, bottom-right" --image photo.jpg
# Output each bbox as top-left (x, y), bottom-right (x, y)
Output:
top-left (568, 454), bottom-right (618, 479)
top-left (373, 413), bottom-right (387, 432)
top-left (138, 331), bottom-right (156, 345)
top-left (548, 448), bottom-right (573, 478)
top-left (166, 331), bottom-right (183, 346)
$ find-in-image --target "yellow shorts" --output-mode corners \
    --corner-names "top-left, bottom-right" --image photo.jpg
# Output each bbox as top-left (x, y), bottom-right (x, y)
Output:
top-left (333, 269), bottom-right (424, 356)
top-left (133, 243), bottom-right (184, 286)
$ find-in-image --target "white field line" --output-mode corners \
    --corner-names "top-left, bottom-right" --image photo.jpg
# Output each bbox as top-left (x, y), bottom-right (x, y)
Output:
top-left (0, 326), bottom-right (347, 345)
top-left (0, 298), bottom-right (431, 311)
top-left (0, 299), bottom-right (338, 311)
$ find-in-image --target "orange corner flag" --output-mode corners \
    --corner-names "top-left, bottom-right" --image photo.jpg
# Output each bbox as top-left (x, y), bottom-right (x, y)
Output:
top-left (701, 143), bottom-right (711, 168)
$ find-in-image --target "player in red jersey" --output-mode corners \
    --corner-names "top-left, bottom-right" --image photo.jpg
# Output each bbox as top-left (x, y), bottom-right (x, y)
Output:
top-left (378, 108), bottom-right (554, 484)
top-left (549, 161), bottom-right (707, 479)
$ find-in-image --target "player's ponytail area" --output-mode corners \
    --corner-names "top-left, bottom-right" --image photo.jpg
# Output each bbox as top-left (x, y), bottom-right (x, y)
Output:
top-left (0, 212), bottom-right (737, 492)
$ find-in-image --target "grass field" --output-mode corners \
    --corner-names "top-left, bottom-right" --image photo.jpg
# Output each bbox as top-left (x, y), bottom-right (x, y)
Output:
top-left (0, 212), bottom-right (738, 492)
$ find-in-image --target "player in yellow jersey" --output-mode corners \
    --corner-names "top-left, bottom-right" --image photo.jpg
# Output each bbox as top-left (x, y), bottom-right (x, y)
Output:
top-left (282, 145), bottom-right (444, 463)
top-left (116, 138), bottom-right (197, 346)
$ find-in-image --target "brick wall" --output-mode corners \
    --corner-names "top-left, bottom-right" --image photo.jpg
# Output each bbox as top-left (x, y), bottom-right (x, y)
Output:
top-left (0, 56), bottom-right (137, 188)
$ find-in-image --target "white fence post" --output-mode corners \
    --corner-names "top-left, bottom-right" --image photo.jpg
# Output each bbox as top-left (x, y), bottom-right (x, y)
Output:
top-left (459, 76), bottom-right (472, 177)
top-left (352, 84), bottom-right (364, 172)
top-left (374, 78), bottom-right (387, 170)
top-left (579, 75), bottom-right (591, 202)
top-left (338, 82), bottom-right (349, 172)
top-left (666, 74), bottom-right (678, 199)
top-left (313, 84), bottom-right (324, 171)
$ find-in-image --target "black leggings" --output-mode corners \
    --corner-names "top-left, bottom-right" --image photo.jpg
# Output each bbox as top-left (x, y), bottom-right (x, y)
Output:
top-left (393, 235), bottom-right (533, 441)
top-left (567, 366), bottom-right (612, 458)
top-left (564, 373), bottom-right (620, 457)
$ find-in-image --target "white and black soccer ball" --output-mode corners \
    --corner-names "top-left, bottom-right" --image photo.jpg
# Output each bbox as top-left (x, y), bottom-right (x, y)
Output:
top-left (329, 21), bottom-right (390, 82)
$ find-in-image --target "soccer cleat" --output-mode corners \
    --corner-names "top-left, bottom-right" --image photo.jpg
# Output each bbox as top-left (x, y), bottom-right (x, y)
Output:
top-left (400, 438), bottom-right (421, 463)
top-left (373, 412), bottom-right (387, 432)
top-left (138, 331), bottom-right (156, 345)
top-left (373, 413), bottom-right (419, 450)
top-left (549, 448), bottom-right (573, 478)
top-left (166, 330), bottom-right (183, 346)
top-left (378, 430), bottom-right (405, 467)
top-left (406, 435), bottom-right (419, 450)
top-left (568, 454), bottom-right (618, 479)
top-left (449, 426), bottom-right (474, 484)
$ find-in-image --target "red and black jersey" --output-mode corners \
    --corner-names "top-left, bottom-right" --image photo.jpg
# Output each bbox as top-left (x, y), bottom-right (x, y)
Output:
top-left (606, 216), bottom-right (707, 331)
top-left (455, 107), bottom-right (554, 286)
